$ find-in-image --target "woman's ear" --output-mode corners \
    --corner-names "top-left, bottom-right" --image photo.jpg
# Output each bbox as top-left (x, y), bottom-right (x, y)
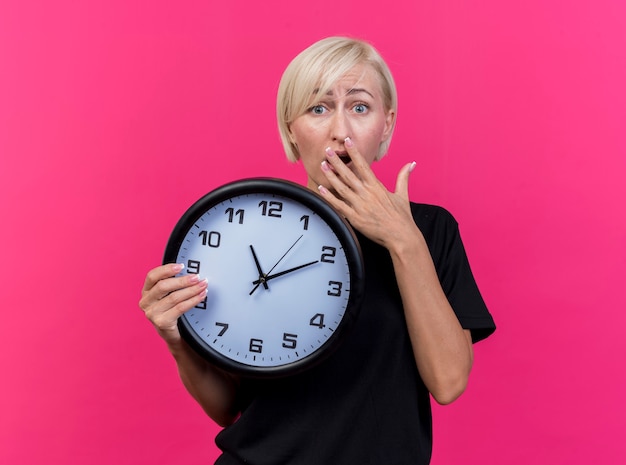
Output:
top-left (381, 109), bottom-right (396, 142)
top-left (287, 126), bottom-right (297, 146)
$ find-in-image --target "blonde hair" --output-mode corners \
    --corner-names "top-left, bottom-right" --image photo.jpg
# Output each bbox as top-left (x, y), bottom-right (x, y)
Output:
top-left (277, 37), bottom-right (398, 162)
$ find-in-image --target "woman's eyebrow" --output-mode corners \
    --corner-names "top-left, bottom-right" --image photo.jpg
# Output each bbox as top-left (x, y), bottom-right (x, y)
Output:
top-left (310, 87), bottom-right (375, 100)
top-left (315, 88), bottom-right (374, 98)
top-left (346, 88), bottom-right (375, 98)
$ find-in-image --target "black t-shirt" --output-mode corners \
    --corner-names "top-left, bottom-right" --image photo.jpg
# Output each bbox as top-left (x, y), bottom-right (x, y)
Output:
top-left (215, 203), bottom-right (496, 465)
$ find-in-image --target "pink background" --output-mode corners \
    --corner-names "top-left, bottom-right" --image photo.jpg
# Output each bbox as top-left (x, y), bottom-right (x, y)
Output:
top-left (1, 0), bottom-right (625, 464)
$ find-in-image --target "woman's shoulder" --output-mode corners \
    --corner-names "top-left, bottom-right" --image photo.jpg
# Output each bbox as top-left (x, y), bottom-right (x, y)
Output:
top-left (409, 202), bottom-right (459, 231)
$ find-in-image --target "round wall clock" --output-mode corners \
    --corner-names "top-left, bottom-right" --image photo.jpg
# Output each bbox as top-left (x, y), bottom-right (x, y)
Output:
top-left (163, 178), bottom-right (364, 378)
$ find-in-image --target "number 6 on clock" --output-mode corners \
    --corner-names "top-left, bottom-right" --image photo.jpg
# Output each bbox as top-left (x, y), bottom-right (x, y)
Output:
top-left (163, 178), bottom-right (364, 378)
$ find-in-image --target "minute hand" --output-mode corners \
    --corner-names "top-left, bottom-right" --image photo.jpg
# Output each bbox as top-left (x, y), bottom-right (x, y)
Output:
top-left (252, 260), bottom-right (319, 285)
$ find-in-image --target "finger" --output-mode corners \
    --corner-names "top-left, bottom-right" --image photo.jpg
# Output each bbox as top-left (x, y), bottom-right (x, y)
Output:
top-left (323, 137), bottom-right (375, 189)
top-left (320, 156), bottom-right (359, 209)
top-left (139, 271), bottom-right (205, 313)
top-left (323, 147), bottom-right (360, 188)
top-left (145, 284), bottom-right (208, 337)
top-left (343, 137), bottom-right (377, 185)
top-left (323, 142), bottom-right (378, 204)
top-left (150, 273), bottom-right (206, 301)
top-left (158, 279), bottom-right (208, 315)
top-left (142, 278), bottom-right (207, 328)
top-left (394, 161), bottom-right (416, 201)
top-left (143, 263), bottom-right (184, 292)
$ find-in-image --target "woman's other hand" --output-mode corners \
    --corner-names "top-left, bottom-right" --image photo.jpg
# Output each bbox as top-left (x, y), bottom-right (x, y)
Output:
top-left (139, 263), bottom-right (208, 345)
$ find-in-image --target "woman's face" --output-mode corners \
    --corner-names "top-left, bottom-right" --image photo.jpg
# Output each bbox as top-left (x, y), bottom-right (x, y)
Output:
top-left (288, 64), bottom-right (395, 191)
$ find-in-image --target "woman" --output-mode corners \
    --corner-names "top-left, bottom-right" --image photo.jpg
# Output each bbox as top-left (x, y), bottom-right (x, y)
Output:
top-left (140, 37), bottom-right (495, 464)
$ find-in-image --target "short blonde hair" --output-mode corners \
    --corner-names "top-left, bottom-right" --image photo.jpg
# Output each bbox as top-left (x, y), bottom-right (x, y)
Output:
top-left (277, 37), bottom-right (398, 162)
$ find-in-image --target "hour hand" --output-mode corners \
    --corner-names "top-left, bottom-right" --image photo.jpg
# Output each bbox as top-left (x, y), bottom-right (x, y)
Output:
top-left (249, 245), bottom-right (268, 290)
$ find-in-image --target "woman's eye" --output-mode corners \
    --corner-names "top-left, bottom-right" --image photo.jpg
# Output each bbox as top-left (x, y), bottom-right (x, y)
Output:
top-left (310, 105), bottom-right (326, 115)
top-left (353, 104), bottom-right (368, 114)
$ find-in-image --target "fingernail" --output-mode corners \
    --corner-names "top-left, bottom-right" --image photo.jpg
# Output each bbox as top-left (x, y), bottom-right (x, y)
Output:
top-left (189, 274), bottom-right (201, 282)
top-left (325, 147), bottom-right (335, 157)
top-left (318, 185), bottom-right (328, 195)
top-left (344, 137), bottom-right (353, 148)
top-left (321, 160), bottom-right (330, 171)
top-left (409, 161), bottom-right (416, 172)
top-left (173, 263), bottom-right (184, 272)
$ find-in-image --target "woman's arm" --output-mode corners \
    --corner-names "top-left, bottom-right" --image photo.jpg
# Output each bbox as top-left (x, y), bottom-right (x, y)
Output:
top-left (319, 141), bottom-right (473, 404)
top-left (386, 229), bottom-right (474, 405)
top-left (139, 263), bottom-right (240, 426)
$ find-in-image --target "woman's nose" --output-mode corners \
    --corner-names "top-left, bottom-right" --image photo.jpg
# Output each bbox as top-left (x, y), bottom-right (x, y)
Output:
top-left (330, 110), bottom-right (351, 142)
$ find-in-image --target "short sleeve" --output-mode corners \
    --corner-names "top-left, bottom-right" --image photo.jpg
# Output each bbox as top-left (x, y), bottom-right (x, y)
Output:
top-left (411, 204), bottom-right (496, 343)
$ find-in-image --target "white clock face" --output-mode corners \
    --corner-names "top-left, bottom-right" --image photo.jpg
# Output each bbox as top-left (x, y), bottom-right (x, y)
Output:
top-left (174, 190), bottom-right (355, 372)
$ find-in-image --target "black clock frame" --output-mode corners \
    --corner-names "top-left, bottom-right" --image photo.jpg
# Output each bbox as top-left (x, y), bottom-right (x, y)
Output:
top-left (163, 177), bottom-right (365, 378)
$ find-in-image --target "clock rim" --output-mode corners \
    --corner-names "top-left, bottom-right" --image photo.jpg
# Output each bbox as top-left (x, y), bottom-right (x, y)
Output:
top-left (162, 177), bottom-right (365, 378)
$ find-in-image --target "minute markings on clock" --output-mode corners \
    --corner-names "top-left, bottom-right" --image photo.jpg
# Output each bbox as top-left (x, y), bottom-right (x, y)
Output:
top-left (166, 179), bottom-right (363, 375)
